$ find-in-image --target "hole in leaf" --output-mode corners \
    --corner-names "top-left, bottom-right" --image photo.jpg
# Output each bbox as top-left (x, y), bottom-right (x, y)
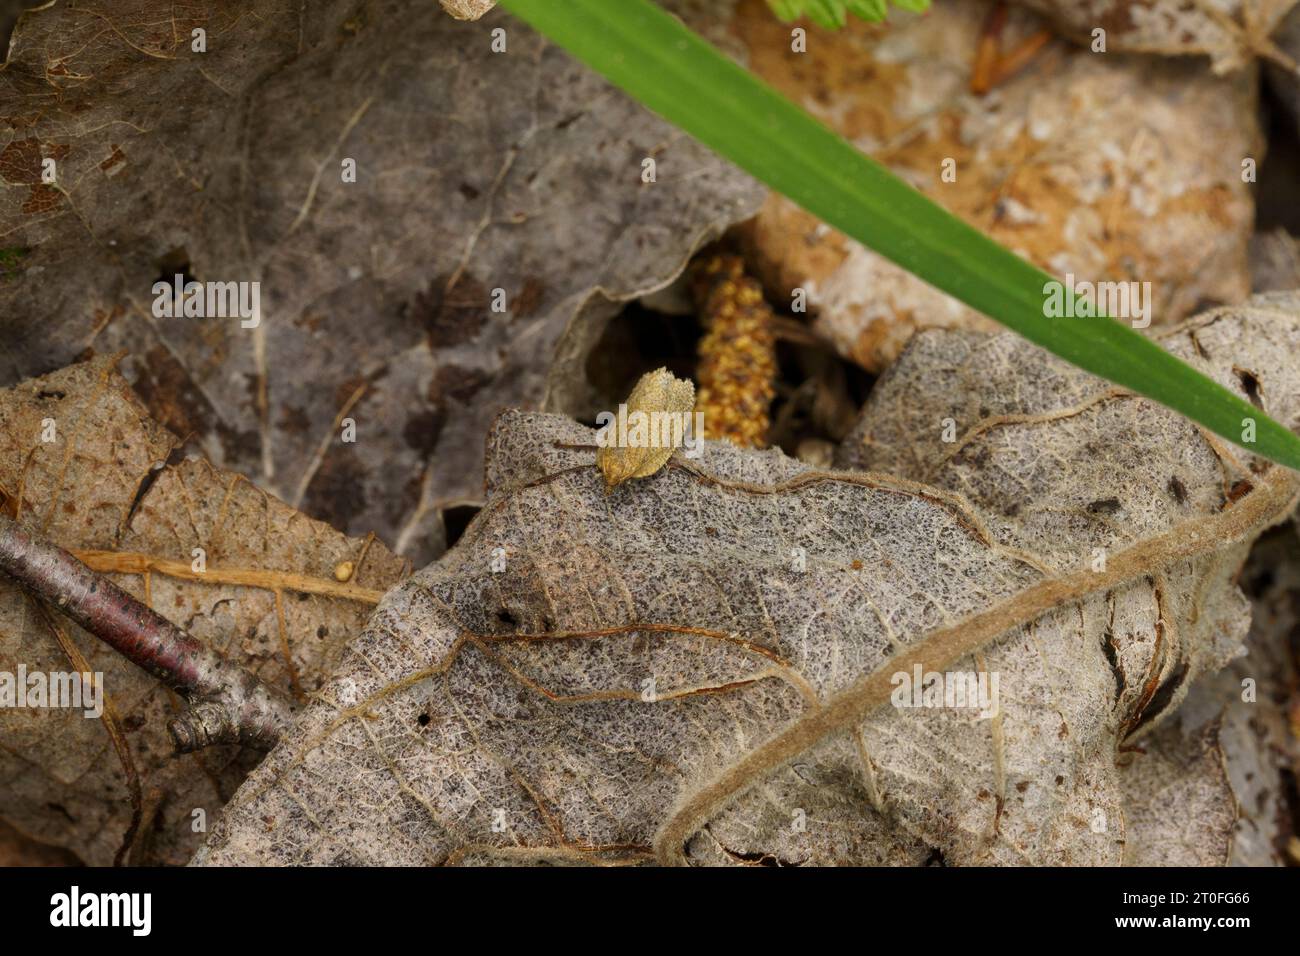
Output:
top-left (1100, 631), bottom-right (1124, 701)
top-left (441, 504), bottom-right (480, 550)
top-left (1235, 367), bottom-right (1263, 408)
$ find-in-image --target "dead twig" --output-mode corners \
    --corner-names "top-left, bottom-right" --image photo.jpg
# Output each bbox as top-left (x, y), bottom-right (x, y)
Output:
top-left (0, 512), bottom-right (292, 753)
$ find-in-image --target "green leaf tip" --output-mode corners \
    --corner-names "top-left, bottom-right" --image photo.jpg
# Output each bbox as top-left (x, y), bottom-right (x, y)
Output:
top-left (765, 0), bottom-right (928, 29)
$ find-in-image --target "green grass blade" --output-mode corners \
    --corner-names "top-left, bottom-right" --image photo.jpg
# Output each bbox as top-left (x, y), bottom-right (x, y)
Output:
top-left (498, 0), bottom-right (1300, 472)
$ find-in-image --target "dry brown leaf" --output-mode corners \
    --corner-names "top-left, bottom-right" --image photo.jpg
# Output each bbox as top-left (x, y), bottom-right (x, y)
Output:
top-left (193, 294), bottom-right (1300, 866)
top-left (1119, 719), bottom-right (1235, 865)
top-left (837, 291), bottom-right (1300, 863)
top-left (728, 0), bottom-right (1258, 372)
top-left (0, 0), bottom-right (762, 564)
top-left (0, 356), bottom-right (409, 865)
top-left (1176, 528), bottom-right (1300, 866)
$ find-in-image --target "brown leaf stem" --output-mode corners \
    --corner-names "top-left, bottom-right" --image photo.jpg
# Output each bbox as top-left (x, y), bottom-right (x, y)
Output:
top-left (70, 549), bottom-right (387, 604)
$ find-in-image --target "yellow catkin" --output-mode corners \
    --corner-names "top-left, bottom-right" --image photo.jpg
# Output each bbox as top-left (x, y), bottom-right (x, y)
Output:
top-left (689, 253), bottom-right (777, 448)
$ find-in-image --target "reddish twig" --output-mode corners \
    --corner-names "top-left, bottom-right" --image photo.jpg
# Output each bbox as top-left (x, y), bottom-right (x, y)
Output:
top-left (0, 512), bottom-right (292, 753)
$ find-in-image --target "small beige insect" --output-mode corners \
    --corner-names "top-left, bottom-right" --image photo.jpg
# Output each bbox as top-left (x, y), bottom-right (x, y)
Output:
top-left (596, 367), bottom-right (696, 492)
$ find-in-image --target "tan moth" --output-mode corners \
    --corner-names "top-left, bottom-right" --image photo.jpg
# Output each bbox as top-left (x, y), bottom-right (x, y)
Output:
top-left (596, 367), bottom-right (696, 491)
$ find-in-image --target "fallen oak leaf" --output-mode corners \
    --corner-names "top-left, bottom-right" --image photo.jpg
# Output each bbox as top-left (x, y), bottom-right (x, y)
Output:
top-left (655, 462), bottom-right (1295, 864)
top-left (195, 299), bottom-right (1300, 867)
top-left (0, 0), bottom-right (763, 564)
top-left (1178, 528), bottom-right (1300, 866)
top-left (0, 356), bottom-right (408, 866)
top-left (836, 290), bottom-right (1300, 864)
top-left (34, 603), bottom-right (144, 868)
top-left (1118, 718), bottom-right (1235, 866)
top-left (837, 291), bottom-right (1300, 551)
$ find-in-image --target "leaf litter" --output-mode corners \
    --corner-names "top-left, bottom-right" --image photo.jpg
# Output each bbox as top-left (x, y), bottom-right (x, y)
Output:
top-left (0, 356), bottom-right (408, 865)
top-left (196, 294), bottom-right (1300, 866)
